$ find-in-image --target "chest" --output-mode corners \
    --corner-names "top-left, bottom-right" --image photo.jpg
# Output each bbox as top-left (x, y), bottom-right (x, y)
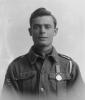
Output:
top-left (17, 58), bottom-right (71, 95)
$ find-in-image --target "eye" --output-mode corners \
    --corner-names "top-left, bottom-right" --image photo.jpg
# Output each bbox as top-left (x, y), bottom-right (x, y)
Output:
top-left (45, 25), bottom-right (52, 29)
top-left (33, 24), bottom-right (40, 30)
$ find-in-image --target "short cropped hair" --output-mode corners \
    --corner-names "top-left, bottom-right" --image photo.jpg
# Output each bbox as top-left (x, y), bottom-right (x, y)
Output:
top-left (29, 8), bottom-right (57, 28)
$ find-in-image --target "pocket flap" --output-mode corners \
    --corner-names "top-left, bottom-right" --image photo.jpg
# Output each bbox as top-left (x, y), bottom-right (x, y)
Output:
top-left (14, 71), bottom-right (36, 80)
top-left (49, 72), bottom-right (71, 81)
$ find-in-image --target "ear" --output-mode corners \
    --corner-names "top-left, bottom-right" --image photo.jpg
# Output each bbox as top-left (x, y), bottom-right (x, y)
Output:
top-left (28, 28), bottom-right (32, 36)
top-left (54, 27), bottom-right (58, 36)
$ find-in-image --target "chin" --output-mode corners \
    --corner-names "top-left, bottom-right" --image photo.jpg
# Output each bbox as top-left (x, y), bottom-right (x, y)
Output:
top-left (38, 43), bottom-right (50, 47)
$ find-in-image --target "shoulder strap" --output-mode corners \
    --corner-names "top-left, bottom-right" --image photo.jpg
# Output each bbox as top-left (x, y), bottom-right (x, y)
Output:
top-left (58, 53), bottom-right (71, 60)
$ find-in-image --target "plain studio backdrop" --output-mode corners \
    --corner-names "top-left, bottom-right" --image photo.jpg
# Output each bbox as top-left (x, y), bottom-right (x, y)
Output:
top-left (0, 0), bottom-right (85, 97)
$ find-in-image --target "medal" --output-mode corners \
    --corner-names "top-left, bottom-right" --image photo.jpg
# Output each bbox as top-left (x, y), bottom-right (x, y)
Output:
top-left (56, 65), bottom-right (62, 81)
top-left (56, 73), bottom-right (62, 81)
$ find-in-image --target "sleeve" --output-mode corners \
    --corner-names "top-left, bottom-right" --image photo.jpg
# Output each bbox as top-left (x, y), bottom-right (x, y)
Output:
top-left (67, 60), bottom-right (84, 90)
top-left (2, 62), bottom-right (19, 95)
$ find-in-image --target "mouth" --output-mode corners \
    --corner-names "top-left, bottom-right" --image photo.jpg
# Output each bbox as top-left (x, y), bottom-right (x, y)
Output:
top-left (39, 37), bottom-right (48, 39)
top-left (39, 37), bottom-right (48, 40)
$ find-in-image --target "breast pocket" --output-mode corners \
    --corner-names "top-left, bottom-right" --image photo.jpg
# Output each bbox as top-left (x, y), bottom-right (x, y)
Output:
top-left (48, 72), bottom-right (71, 93)
top-left (19, 71), bottom-right (37, 93)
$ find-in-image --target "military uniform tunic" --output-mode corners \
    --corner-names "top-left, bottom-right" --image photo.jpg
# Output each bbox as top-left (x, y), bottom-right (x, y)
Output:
top-left (3, 46), bottom-right (83, 96)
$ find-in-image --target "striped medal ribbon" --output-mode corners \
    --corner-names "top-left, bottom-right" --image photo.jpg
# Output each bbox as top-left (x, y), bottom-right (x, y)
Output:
top-left (55, 65), bottom-right (62, 81)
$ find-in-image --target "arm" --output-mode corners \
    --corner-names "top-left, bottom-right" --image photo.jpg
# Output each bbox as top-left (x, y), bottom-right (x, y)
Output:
top-left (2, 62), bottom-right (20, 94)
top-left (67, 60), bottom-right (84, 90)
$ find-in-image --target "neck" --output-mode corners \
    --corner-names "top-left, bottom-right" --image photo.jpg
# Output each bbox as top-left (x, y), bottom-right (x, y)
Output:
top-left (33, 44), bottom-right (53, 57)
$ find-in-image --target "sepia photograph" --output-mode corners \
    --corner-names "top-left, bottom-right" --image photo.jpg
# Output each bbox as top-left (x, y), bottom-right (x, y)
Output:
top-left (0, 0), bottom-right (85, 100)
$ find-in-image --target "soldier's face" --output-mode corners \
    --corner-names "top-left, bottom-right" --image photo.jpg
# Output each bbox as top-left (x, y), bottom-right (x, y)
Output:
top-left (29, 16), bottom-right (58, 47)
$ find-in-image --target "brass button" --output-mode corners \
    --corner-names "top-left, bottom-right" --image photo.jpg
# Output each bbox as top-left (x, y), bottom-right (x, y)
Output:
top-left (40, 87), bottom-right (44, 92)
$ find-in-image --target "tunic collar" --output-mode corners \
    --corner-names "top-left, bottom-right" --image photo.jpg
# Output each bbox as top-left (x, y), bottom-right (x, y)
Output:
top-left (28, 46), bottom-right (59, 64)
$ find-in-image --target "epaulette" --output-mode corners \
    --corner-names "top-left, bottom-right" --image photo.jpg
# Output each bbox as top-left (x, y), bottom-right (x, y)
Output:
top-left (58, 53), bottom-right (71, 60)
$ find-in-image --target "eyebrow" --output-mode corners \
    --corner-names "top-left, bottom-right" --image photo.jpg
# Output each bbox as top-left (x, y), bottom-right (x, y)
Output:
top-left (33, 24), bottom-right (52, 26)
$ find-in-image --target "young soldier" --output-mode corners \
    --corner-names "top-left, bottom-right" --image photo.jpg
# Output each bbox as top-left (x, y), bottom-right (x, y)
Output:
top-left (2, 8), bottom-right (84, 98)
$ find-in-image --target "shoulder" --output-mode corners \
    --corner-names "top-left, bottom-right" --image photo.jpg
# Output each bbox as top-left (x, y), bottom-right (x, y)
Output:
top-left (58, 53), bottom-right (81, 81)
top-left (58, 53), bottom-right (72, 60)
top-left (58, 53), bottom-right (79, 70)
top-left (58, 53), bottom-right (77, 65)
top-left (7, 53), bottom-right (30, 72)
top-left (5, 53), bottom-right (31, 79)
top-left (11, 54), bottom-right (28, 65)
top-left (58, 53), bottom-right (73, 64)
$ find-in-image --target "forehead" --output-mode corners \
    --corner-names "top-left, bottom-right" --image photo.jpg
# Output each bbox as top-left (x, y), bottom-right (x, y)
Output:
top-left (31, 16), bottom-right (54, 25)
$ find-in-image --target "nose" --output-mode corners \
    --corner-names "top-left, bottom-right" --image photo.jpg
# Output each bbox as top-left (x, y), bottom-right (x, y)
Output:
top-left (40, 26), bottom-right (46, 34)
